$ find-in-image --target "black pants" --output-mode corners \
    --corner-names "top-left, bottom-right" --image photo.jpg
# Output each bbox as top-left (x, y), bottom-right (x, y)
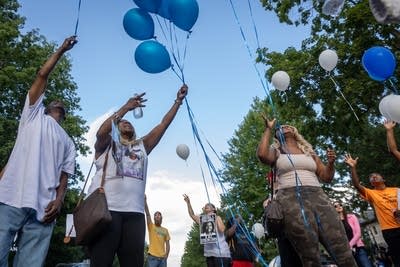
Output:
top-left (382, 227), bottom-right (400, 267)
top-left (205, 256), bottom-right (231, 267)
top-left (277, 236), bottom-right (302, 267)
top-left (88, 211), bottom-right (145, 267)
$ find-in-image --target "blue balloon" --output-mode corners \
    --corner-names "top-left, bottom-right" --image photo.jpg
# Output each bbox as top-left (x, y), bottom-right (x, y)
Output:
top-left (123, 8), bottom-right (154, 40)
top-left (158, 0), bottom-right (171, 20)
top-left (362, 46), bottom-right (396, 81)
top-left (134, 41), bottom-right (171, 73)
top-left (133, 0), bottom-right (161, 13)
top-left (169, 0), bottom-right (199, 31)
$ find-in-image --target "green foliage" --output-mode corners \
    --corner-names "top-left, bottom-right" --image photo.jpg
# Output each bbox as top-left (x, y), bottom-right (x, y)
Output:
top-left (181, 223), bottom-right (206, 267)
top-left (217, 0), bottom-right (400, 260)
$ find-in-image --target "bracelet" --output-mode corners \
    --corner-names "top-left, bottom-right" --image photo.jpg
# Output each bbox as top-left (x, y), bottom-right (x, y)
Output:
top-left (174, 99), bottom-right (183, 105)
top-left (113, 112), bottom-right (121, 122)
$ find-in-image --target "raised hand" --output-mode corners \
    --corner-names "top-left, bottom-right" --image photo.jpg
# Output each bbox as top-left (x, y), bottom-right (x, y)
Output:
top-left (344, 153), bottom-right (358, 167)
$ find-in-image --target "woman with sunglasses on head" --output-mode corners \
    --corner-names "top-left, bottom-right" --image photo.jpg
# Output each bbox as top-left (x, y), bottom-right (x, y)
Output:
top-left (334, 201), bottom-right (373, 267)
top-left (257, 117), bottom-right (357, 267)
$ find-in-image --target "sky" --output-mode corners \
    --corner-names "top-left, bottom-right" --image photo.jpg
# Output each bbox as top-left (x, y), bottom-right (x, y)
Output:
top-left (18, 0), bottom-right (309, 266)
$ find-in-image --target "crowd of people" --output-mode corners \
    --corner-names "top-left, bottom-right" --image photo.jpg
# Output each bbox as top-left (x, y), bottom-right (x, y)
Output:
top-left (0, 36), bottom-right (399, 267)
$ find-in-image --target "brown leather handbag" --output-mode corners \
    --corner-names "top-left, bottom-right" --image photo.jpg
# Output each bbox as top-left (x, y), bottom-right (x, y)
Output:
top-left (73, 147), bottom-right (112, 245)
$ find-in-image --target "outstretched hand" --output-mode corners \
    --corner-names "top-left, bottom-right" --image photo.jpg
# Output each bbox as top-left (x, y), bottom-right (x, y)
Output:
top-left (344, 153), bottom-right (358, 168)
top-left (183, 193), bottom-right (190, 203)
top-left (177, 84), bottom-right (188, 101)
top-left (125, 92), bottom-right (147, 111)
top-left (60, 36), bottom-right (78, 52)
top-left (384, 119), bottom-right (396, 130)
top-left (326, 147), bottom-right (336, 164)
top-left (261, 114), bottom-right (276, 130)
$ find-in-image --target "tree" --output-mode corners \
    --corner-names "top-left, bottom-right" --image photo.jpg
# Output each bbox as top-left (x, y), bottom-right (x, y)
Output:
top-left (1, 0), bottom-right (90, 264)
top-left (216, 0), bottom-right (400, 260)
top-left (181, 223), bottom-right (206, 267)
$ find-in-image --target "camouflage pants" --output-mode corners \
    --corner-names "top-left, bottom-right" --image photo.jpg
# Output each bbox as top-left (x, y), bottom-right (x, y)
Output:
top-left (276, 186), bottom-right (357, 267)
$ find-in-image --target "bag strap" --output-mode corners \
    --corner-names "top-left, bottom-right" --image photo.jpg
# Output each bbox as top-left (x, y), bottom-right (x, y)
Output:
top-left (270, 165), bottom-right (277, 199)
top-left (76, 146), bottom-right (110, 207)
top-left (64, 146), bottom-right (110, 244)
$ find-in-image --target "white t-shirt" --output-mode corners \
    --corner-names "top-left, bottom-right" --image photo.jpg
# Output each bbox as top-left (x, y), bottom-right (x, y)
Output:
top-left (86, 139), bottom-right (148, 213)
top-left (0, 93), bottom-right (76, 221)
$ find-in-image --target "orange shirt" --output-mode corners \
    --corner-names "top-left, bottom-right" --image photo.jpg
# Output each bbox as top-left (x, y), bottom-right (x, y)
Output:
top-left (362, 187), bottom-right (400, 230)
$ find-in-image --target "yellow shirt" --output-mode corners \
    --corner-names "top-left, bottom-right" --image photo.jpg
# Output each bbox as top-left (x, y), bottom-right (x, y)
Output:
top-left (362, 187), bottom-right (400, 230)
top-left (147, 222), bottom-right (170, 257)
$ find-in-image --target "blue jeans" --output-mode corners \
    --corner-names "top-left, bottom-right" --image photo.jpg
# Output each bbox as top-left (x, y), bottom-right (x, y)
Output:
top-left (353, 246), bottom-right (372, 267)
top-left (147, 254), bottom-right (167, 267)
top-left (0, 203), bottom-right (54, 267)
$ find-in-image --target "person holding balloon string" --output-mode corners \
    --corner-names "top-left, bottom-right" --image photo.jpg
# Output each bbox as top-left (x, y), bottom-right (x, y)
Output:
top-left (256, 117), bottom-right (358, 267)
top-left (384, 119), bottom-right (400, 164)
top-left (183, 194), bottom-right (232, 267)
top-left (85, 84), bottom-right (188, 267)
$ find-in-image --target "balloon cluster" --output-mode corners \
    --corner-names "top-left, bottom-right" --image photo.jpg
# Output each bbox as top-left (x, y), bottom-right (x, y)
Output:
top-left (123, 0), bottom-right (199, 74)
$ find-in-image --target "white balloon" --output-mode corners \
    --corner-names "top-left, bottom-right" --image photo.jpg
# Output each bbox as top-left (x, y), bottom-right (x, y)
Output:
top-left (252, 223), bottom-right (265, 239)
top-left (176, 144), bottom-right (190, 160)
top-left (379, 95), bottom-right (394, 120)
top-left (319, 49), bottom-right (338, 71)
top-left (322, 0), bottom-right (344, 16)
top-left (271, 71), bottom-right (290, 91)
top-left (385, 95), bottom-right (400, 123)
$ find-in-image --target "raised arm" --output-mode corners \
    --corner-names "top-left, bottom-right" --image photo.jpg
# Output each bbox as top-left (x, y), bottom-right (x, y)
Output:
top-left (29, 36), bottom-right (77, 105)
top-left (384, 120), bottom-right (400, 161)
top-left (94, 93), bottom-right (146, 158)
top-left (315, 148), bottom-right (336, 183)
top-left (142, 84), bottom-right (188, 155)
top-left (183, 194), bottom-right (200, 224)
top-left (144, 195), bottom-right (152, 226)
top-left (344, 154), bottom-right (365, 195)
top-left (256, 117), bottom-right (278, 165)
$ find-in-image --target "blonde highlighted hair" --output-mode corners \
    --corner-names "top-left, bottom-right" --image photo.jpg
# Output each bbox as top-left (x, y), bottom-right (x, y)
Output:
top-left (272, 125), bottom-right (315, 156)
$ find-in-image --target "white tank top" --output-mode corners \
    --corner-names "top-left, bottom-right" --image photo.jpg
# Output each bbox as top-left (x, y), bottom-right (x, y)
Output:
top-left (86, 140), bottom-right (148, 213)
top-left (276, 153), bottom-right (321, 189)
top-left (203, 228), bottom-right (231, 258)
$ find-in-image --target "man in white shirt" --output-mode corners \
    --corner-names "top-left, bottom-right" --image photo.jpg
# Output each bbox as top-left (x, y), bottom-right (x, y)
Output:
top-left (0, 36), bottom-right (77, 267)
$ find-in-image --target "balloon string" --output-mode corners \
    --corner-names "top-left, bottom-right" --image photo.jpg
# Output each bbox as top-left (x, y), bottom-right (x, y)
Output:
top-left (387, 77), bottom-right (399, 95)
top-left (329, 75), bottom-right (360, 121)
top-left (184, 98), bottom-right (269, 266)
top-left (73, 0), bottom-right (82, 36)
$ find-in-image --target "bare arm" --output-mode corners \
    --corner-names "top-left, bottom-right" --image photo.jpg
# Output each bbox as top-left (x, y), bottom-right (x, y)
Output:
top-left (315, 148), bottom-right (336, 183)
top-left (225, 218), bottom-right (239, 238)
top-left (144, 195), bottom-right (152, 225)
top-left (344, 154), bottom-right (366, 195)
top-left (94, 93), bottom-right (146, 158)
top-left (165, 240), bottom-right (170, 258)
top-left (143, 85), bottom-right (188, 155)
top-left (183, 194), bottom-right (200, 224)
top-left (256, 117), bottom-right (278, 165)
top-left (215, 215), bottom-right (226, 233)
top-left (384, 121), bottom-right (400, 161)
top-left (29, 36), bottom-right (77, 105)
top-left (42, 171), bottom-right (68, 223)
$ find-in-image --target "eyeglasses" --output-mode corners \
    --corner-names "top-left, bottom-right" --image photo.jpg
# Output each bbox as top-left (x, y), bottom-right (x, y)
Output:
top-left (334, 204), bottom-right (342, 208)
